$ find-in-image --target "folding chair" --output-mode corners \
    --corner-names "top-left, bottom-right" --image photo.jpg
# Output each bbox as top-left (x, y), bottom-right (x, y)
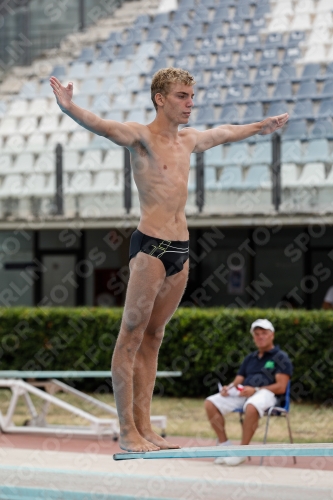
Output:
top-left (233, 381), bottom-right (296, 465)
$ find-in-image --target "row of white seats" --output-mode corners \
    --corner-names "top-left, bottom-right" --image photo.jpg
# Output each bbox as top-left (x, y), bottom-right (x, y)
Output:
top-left (270, 0), bottom-right (333, 15)
top-left (0, 171), bottom-right (132, 197)
top-left (0, 108), bottom-right (151, 135)
top-left (268, 12), bottom-right (333, 32)
top-left (4, 94), bottom-right (152, 118)
top-left (0, 150), bottom-right (124, 174)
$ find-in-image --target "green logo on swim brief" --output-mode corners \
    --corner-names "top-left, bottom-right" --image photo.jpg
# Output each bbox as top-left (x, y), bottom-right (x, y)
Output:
top-left (264, 361), bottom-right (275, 369)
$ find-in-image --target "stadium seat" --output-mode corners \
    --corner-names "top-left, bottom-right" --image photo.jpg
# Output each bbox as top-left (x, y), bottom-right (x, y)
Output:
top-left (249, 142), bottom-right (271, 165)
top-left (296, 81), bottom-right (318, 100)
top-left (89, 135), bottom-right (113, 150)
top-left (67, 171), bottom-right (92, 194)
top-left (290, 100), bottom-right (314, 120)
top-left (103, 149), bottom-right (124, 170)
top-left (205, 146), bottom-right (223, 167)
top-left (213, 6), bottom-right (231, 22)
top-left (26, 133), bottom-right (46, 152)
top-left (268, 16), bottom-right (290, 33)
top-left (3, 134), bottom-right (25, 152)
top-left (133, 14), bottom-right (150, 27)
top-left (242, 103), bottom-right (264, 124)
top-left (39, 116), bottom-right (59, 134)
top-left (283, 120), bottom-right (308, 140)
top-left (228, 20), bottom-right (247, 36)
top-left (254, 65), bottom-right (274, 84)
top-left (282, 140), bottom-right (302, 163)
top-left (248, 17), bottom-right (266, 34)
top-left (92, 171), bottom-right (121, 193)
top-left (151, 12), bottom-right (170, 27)
top-left (215, 51), bottom-right (234, 69)
top-left (254, 3), bottom-right (270, 18)
top-left (317, 0), bottom-right (333, 12)
top-left (29, 98), bottom-right (49, 116)
top-left (79, 78), bottom-right (100, 95)
top-left (243, 165), bottom-right (272, 189)
top-left (224, 85), bottom-right (244, 104)
top-left (18, 117), bottom-right (37, 136)
top-left (302, 139), bottom-right (331, 163)
top-left (78, 150), bottom-right (103, 171)
top-left (126, 109), bottom-right (147, 124)
top-left (300, 64), bottom-right (321, 82)
top-left (304, 45), bottom-right (326, 63)
top-left (309, 119), bottom-right (333, 139)
top-left (238, 50), bottom-right (257, 66)
top-left (314, 12), bottom-right (333, 28)
top-left (63, 151), bottom-right (79, 172)
top-left (234, 2), bottom-right (253, 20)
top-left (192, 6), bottom-right (210, 23)
top-left (271, 1), bottom-right (293, 16)
top-left (232, 66), bottom-right (251, 85)
top-left (47, 132), bottom-right (68, 150)
top-left (283, 47), bottom-right (302, 64)
top-left (306, 28), bottom-right (328, 47)
top-left (146, 26), bottom-right (165, 42)
top-left (122, 75), bottom-right (142, 93)
top-left (193, 54), bottom-right (211, 72)
top-left (243, 34), bottom-right (261, 50)
top-left (265, 32), bottom-right (284, 49)
top-left (25, 173), bottom-right (50, 196)
top-left (288, 31), bottom-right (306, 46)
top-left (91, 94), bottom-right (112, 113)
top-left (13, 153), bottom-right (34, 173)
top-left (201, 36), bottom-right (219, 54)
top-left (50, 65), bottom-right (66, 78)
top-left (134, 92), bottom-right (153, 109)
top-left (98, 43), bottom-right (115, 61)
top-left (77, 47), bottom-right (95, 63)
top-left (68, 62), bottom-right (88, 79)
top-left (195, 106), bottom-right (217, 126)
top-left (271, 82), bottom-right (293, 101)
top-left (187, 23), bottom-right (205, 39)
top-left (295, 0), bottom-right (315, 13)
top-left (59, 114), bottom-right (79, 132)
top-left (221, 143), bottom-right (249, 166)
top-left (19, 82), bottom-right (38, 99)
top-left (219, 104), bottom-right (241, 124)
top-left (281, 163), bottom-right (298, 187)
top-left (101, 77), bottom-right (121, 94)
top-left (222, 36), bottom-right (240, 51)
top-left (7, 99), bottom-right (29, 117)
top-left (260, 49), bottom-right (280, 66)
top-left (277, 65), bottom-right (297, 83)
top-left (0, 117), bottom-right (17, 136)
top-left (35, 152), bottom-right (55, 173)
top-left (317, 99), bottom-right (333, 118)
top-left (209, 69), bottom-right (228, 86)
top-left (110, 60), bottom-right (129, 76)
top-left (0, 174), bottom-right (24, 197)
top-left (172, 9), bottom-right (192, 26)
top-left (72, 95), bottom-right (90, 109)
top-left (174, 56), bottom-right (192, 71)
top-left (320, 81), bottom-right (333, 99)
top-left (246, 83), bottom-right (268, 103)
top-left (68, 131), bottom-right (90, 149)
top-left (89, 61), bottom-right (108, 78)
top-left (291, 13), bottom-right (311, 31)
top-left (201, 87), bottom-right (221, 105)
top-left (218, 166), bottom-right (243, 190)
top-left (298, 162), bottom-right (326, 185)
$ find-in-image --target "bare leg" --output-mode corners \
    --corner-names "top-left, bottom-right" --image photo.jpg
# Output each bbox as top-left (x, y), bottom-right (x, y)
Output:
top-left (133, 261), bottom-right (189, 448)
top-left (241, 404), bottom-right (259, 445)
top-left (111, 253), bottom-right (166, 452)
top-left (204, 400), bottom-right (228, 443)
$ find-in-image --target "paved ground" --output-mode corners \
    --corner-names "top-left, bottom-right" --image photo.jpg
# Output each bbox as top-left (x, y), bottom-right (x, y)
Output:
top-left (0, 434), bottom-right (332, 499)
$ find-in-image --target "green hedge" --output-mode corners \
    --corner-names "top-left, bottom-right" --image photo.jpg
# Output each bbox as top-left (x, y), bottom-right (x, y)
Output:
top-left (0, 307), bottom-right (332, 402)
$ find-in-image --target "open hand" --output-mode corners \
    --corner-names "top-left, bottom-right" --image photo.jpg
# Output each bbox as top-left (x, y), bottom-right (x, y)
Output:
top-left (258, 113), bottom-right (289, 135)
top-left (49, 76), bottom-right (73, 111)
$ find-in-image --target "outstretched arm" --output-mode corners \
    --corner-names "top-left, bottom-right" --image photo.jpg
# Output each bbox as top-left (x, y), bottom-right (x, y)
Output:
top-left (49, 76), bottom-right (140, 147)
top-left (192, 113), bottom-right (289, 153)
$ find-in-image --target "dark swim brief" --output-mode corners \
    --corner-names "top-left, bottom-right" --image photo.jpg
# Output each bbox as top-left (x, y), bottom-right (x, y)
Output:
top-left (129, 229), bottom-right (190, 277)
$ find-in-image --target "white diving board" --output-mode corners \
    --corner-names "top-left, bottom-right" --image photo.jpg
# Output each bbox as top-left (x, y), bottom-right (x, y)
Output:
top-left (0, 371), bottom-right (182, 378)
top-left (113, 443), bottom-right (333, 461)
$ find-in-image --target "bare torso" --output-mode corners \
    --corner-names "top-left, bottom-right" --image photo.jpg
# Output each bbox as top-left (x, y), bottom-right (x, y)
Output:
top-left (128, 125), bottom-right (195, 241)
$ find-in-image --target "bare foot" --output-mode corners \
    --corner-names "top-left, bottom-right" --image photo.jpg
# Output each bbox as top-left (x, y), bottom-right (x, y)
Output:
top-left (141, 430), bottom-right (181, 450)
top-left (119, 430), bottom-right (160, 452)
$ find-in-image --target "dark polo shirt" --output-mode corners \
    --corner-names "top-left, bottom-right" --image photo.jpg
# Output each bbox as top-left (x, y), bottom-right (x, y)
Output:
top-left (237, 345), bottom-right (293, 388)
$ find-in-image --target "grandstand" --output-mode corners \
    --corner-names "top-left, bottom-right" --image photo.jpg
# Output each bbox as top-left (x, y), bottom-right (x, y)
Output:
top-left (0, 0), bottom-right (333, 310)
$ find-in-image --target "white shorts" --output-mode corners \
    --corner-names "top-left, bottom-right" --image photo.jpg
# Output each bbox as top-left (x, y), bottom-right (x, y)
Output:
top-left (206, 389), bottom-right (277, 418)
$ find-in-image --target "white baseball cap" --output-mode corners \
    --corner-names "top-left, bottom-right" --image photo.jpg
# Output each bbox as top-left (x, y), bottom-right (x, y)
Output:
top-left (250, 318), bottom-right (275, 334)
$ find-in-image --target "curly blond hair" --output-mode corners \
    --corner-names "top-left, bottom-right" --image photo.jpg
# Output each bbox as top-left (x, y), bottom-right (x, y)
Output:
top-left (151, 67), bottom-right (196, 110)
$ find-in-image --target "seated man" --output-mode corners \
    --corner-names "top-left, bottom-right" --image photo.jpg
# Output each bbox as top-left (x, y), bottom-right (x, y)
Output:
top-left (204, 318), bottom-right (293, 466)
